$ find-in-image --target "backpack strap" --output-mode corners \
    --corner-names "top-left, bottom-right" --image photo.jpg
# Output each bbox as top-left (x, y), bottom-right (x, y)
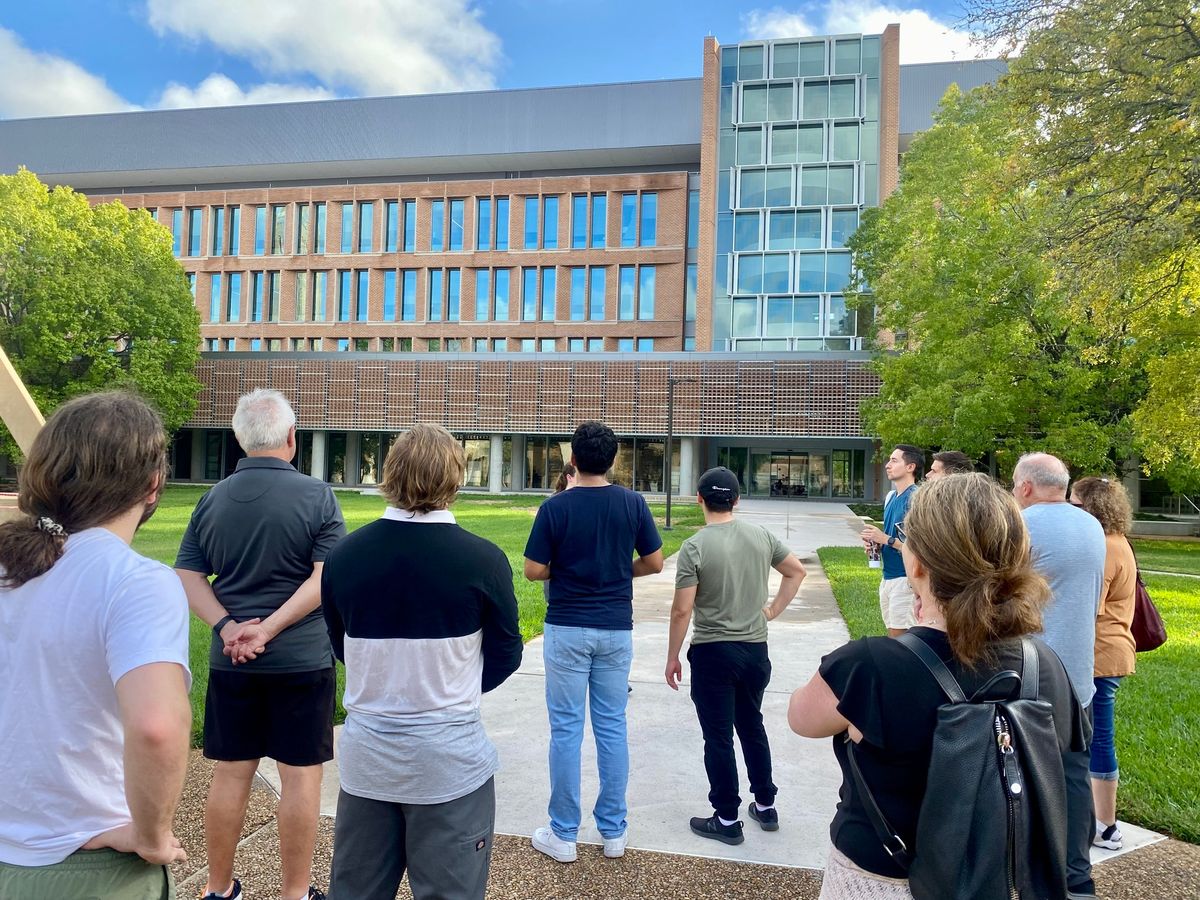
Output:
top-left (844, 733), bottom-right (913, 870)
top-left (897, 632), bottom-right (967, 703)
top-left (1019, 637), bottom-right (1040, 700)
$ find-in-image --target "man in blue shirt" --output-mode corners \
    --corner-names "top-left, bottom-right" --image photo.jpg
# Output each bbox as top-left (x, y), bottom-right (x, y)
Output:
top-left (523, 421), bottom-right (664, 864)
top-left (860, 444), bottom-right (923, 636)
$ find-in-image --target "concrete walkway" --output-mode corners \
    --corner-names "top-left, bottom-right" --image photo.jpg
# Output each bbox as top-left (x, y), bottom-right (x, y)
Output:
top-left (257, 498), bottom-right (1163, 872)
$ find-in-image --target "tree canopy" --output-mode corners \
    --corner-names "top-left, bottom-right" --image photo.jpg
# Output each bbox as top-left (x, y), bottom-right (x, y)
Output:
top-left (0, 168), bottom-right (201, 459)
top-left (854, 0), bottom-right (1200, 484)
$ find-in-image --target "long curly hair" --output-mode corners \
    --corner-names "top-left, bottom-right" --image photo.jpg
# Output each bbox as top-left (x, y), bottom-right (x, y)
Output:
top-left (1071, 477), bottom-right (1133, 535)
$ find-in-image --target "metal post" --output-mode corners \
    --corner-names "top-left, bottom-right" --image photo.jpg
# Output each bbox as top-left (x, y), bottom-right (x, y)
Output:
top-left (665, 379), bottom-right (675, 530)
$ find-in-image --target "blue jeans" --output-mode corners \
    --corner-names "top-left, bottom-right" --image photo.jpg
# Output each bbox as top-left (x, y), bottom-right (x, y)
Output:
top-left (542, 623), bottom-right (633, 841)
top-left (1089, 676), bottom-right (1123, 780)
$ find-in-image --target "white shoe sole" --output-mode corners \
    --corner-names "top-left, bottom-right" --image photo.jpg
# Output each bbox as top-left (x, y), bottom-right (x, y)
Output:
top-left (532, 828), bottom-right (577, 863)
top-left (603, 834), bottom-right (627, 858)
top-left (1093, 838), bottom-right (1123, 850)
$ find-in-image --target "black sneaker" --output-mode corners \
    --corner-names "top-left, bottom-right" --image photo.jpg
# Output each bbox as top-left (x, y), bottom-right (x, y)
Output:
top-left (305, 889), bottom-right (327, 900)
top-left (748, 802), bottom-right (779, 831)
top-left (201, 880), bottom-right (242, 900)
top-left (689, 814), bottom-right (744, 845)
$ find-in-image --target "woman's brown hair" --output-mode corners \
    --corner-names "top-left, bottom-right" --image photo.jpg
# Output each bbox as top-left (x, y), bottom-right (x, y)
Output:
top-left (554, 464), bottom-right (577, 494)
top-left (379, 423), bottom-right (465, 513)
top-left (1071, 477), bottom-right (1132, 535)
top-left (903, 473), bottom-right (1048, 667)
top-left (0, 391), bottom-right (168, 589)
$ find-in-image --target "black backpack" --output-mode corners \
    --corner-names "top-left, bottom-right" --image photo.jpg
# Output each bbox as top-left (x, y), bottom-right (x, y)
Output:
top-left (847, 634), bottom-right (1069, 900)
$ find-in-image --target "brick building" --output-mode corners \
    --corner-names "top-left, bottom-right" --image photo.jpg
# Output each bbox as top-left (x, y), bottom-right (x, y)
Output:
top-left (0, 30), bottom-right (1005, 500)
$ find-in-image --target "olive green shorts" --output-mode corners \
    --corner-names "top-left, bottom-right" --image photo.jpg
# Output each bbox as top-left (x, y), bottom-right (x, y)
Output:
top-left (0, 847), bottom-right (175, 900)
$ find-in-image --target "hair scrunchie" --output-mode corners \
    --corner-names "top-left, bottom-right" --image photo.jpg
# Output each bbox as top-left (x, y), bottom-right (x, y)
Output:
top-left (36, 517), bottom-right (66, 537)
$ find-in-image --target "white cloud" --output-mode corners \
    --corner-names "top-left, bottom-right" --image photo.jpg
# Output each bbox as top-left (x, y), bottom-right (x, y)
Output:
top-left (145, 0), bottom-right (502, 96)
top-left (0, 27), bottom-right (136, 118)
top-left (743, 3), bottom-right (1005, 64)
top-left (155, 74), bottom-right (336, 110)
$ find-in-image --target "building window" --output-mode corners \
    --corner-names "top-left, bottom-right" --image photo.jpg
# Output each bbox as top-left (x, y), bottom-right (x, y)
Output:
top-left (402, 200), bottom-right (416, 253)
top-left (430, 199), bottom-right (445, 252)
top-left (383, 270), bottom-right (397, 321)
top-left (684, 336), bottom-right (696, 350)
top-left (401, 270), bottom-right (416, 321)
top-left (427, 338), bottom-right (441, 352)
top-left (620, 194), bottom-right (637, 247)
top-left (208, 338), bottom-right (219, 351)
top-left (540, 268), bottom-right (556, 320)
top-left (638, 264), bottom-right (657, 321)
top-left (270, 205), bottom-right (286, 254)
top-left (687, 190), bottom-right (700, 249)
top-left (250, 339), bottom-right (262, 352)
top-left (295, 203), bottom-right (311, 255)
top-left (495, 197), bottom-right (509, 251)
top-left (313, 203), bottom-right (326, 254)
top-left (227, 272), bottom-right (242, 321)
top-left (254, 206), bottom-right (266, 255)
top-left (224, 338), bottom-right (237, 351)
top-left (380, 337), bottom-right (395, 351)
top-left (494, 269), bottom-right (510, 320)
top-left (268, 271), bottom-right (280, 322)
top-left (354, 338), bottom-right (370, 351)
top-left (313, 271), bottom-right (327, 321)
top-left (227, 206), bottom-right (241, 256)
top-left (251, 272), bottom-right (265, 322)
top-left (475, 269), bottom-right (491, 321)
top-left (522, 267), bottom-right (537, 321)
top-left (357, 201), bottom-right (373, 253)
top-left (447, 268), bottom-right (461, 321)
top-left (540, 338), bottom-right (556, 352)
top-left (591, 193), bottom-right (607, 248)
top-left (686, 263), bottom-right (697, 321)
top-left (384, 201), bottom-right (398, 252)
top-left (523, 197), bottom-right (538, 250)
top-left (187, 272), bottom-right (196, 299)
top-left (568, 338), bottom-right (585, 352)
top-left (340, 202), bottom-right (354, 253)
top-left (570, 267), bottom-right (586, 321)
top-left (477, 198), bottom-right (492, 251)
top-left (338, 270), bottom-right (352, 321)
top-left (520, 338), bottom-right (536, 353)
top-left (640, 192), bottom-right (657, 247)
top-left (571, 195), bottom-right (587, 249)
top-left (449, 199), bottom-right (464, 251)
top-left (617, 338), bottom-right (635, 352)
top-left (474, 338), bottom-right (488, 352)
top-left (268, 338), bottom-right (282, 352)
top-left (398, 337), bottom-right (413, 352)
top-left (618, 266), bottom-right (636, 320)
top-left (187, 208), bottom-right (202, 257)
top-left (543, 196), bottom-right (559, 250)
top-left (429, 269), bottom-right (444, 321)
top-left (337, 338), bottom-right (350, 352)
top-left (446, 338), bottom-right (463, 352)
top-left (637, 338), bottom-right (654, 352)
top-left (356, 270), bottom-right (369, 320)
top-left (170, 209), bottom-right (183, 256)
top-left (209, 273), bottom-right (221, 322)
top-left (295, 271), bottom-right (308, 322)
top-left (590, 266), bottom-right (606, 320)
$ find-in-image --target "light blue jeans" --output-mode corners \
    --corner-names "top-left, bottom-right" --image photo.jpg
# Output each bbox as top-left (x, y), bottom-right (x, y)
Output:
top-left (542, 623), bottom-right (633, 841)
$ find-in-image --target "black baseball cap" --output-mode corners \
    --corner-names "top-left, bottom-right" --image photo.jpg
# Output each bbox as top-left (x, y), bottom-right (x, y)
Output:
top-left (697, 466), bottom-right (741, 505)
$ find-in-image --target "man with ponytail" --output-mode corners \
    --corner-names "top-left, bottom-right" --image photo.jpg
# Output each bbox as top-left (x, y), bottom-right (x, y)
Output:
top-left (0, 392), bottom-right (191, 900)
top-left (1012, 452), bottom-right (1106, 900)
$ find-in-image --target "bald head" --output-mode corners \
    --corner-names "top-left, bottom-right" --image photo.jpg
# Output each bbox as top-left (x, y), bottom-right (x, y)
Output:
top-left (1012, 452), bottom-right (1070, 507)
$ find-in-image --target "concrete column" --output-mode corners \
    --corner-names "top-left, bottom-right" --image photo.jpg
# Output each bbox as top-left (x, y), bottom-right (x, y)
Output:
top-left (310, 432), bottom-right (328, 481)
top-left (678, 437), bottom-right (696, 497)
top-left (488, 435), bottom-right (504, 494)
top-left (1123, 457), bottom-right (1141, 511)
top-left (189, 429), bottom-right (206, 480)
top-left (345, 432), bottom-right (362, 487)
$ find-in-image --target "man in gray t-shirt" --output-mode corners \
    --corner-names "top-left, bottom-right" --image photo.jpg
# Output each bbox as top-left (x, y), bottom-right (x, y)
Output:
top-left (1013, 452), bottom-right (1105, 899)
top-left (666, 467), bottom-right (806, 845)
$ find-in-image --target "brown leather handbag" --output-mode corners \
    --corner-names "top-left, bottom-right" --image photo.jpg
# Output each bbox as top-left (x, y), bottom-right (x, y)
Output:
top-left (1127, 539), bottom-right (1168, 652)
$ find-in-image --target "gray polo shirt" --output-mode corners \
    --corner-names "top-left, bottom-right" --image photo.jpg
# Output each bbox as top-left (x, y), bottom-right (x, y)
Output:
top-left (1022, 501), bottom-right (1105, 706)
top-left (176, 457), bottom-right (346, 673)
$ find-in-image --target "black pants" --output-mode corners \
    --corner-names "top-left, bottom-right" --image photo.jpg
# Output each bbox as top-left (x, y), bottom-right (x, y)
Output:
top-left (328, 778), bottom-right (494, 900)
top-left (688, 641), bottom-right (777, 821)
top-left (1066, 704), bottom-right (1097, 894)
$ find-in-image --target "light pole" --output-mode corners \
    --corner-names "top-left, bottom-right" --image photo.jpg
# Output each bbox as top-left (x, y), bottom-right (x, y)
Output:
top-left (664, 375), bottom-right (697, 530)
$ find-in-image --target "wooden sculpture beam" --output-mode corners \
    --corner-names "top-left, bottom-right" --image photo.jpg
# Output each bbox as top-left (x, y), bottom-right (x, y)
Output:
top-left (0, 345), bottom-right (44, 522)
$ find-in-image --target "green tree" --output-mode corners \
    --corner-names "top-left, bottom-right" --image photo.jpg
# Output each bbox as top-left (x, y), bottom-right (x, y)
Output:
top-left (850, 85), bottom-right (1142, 475)
top-left (0, 168), bottom-right (200, 458)
top-left (965, 0), bottom-right (1200, 484)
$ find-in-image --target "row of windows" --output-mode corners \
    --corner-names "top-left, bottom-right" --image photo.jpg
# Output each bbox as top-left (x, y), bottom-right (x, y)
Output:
top-left (162, 191), bottom-right (666, 259)
top-left (201, 265), bottom-right (659, 324)
top-left (722, 121), bottom-right (878, 168)
top-left (737, 79), bottom-right (860, 124)
top-left (721, 250), bottom-right (855, 295)
top-left (721, 36), bottom-right (882, 83)
top-left (204, 336), bottom-right (663, 352)
top-left (718, 208), bottom-right (859, 254)
top-left (728, 163), bottom-right (861, 210)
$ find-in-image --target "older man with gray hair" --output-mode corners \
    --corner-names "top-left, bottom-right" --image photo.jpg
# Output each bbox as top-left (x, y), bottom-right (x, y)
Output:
top-left (1012, 451), bottom-right (1105, 900)
top-left (176, 389), bottom-right (346, 900)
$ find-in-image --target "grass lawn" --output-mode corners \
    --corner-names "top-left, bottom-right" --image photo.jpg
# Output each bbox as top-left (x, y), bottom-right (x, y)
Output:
top-left (133, 485), bottom-right (700, 745)
top-left (817, 546), bottom-right (1200, 845)
top-left (1129, 539), bottom-right (1200, 576)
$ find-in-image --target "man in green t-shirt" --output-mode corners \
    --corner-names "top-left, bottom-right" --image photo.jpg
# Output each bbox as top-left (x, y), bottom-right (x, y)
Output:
top-left (665, 467), bottom-right (807, 846)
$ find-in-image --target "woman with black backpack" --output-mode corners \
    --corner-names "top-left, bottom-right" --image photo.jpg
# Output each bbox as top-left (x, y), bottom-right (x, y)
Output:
top-left (788, 473), bottom-right (1088, 899)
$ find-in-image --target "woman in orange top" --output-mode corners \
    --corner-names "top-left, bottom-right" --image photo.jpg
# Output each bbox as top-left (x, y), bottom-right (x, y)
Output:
top-left (1069, 476), bottom-right (1136, 851)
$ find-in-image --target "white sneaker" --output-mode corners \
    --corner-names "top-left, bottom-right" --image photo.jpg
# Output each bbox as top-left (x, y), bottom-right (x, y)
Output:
top-left (1093, 822), bottom-right (1123, 850)
top-left (532, 826), bottom-right (577, 863)
top-left (603, 830), bottom-right (628, 858)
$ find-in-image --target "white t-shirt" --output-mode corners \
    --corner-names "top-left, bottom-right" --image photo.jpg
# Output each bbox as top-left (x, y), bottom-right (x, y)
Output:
top-left (0, 528), bottom-right (191, 866)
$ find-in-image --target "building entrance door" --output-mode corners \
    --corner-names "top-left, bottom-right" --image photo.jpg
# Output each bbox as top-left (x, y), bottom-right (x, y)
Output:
top-left (767, 452), bottom-right (830, 498)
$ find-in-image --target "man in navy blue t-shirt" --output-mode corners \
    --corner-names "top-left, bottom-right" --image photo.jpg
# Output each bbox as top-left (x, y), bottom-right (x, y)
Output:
top-left (523, 421), bottom-right (664, 864)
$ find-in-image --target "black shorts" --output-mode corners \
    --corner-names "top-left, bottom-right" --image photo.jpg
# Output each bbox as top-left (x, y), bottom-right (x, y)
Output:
top-left (203, 667), bottom-right (335, 767)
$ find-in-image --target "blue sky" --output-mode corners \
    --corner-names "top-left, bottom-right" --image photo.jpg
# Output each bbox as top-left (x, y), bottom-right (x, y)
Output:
top-left (0, 1), bottom-right (986, 119)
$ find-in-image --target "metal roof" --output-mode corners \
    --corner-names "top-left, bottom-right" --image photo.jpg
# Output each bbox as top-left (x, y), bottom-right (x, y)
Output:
top-left (898, 59), bottom-right (1009, 134)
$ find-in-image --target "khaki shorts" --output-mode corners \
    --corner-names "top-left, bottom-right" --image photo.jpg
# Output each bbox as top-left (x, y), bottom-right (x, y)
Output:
top-left (878, 576), bottom-right (916, 630)
top-left (0, 847), bottom-right (174, 900)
